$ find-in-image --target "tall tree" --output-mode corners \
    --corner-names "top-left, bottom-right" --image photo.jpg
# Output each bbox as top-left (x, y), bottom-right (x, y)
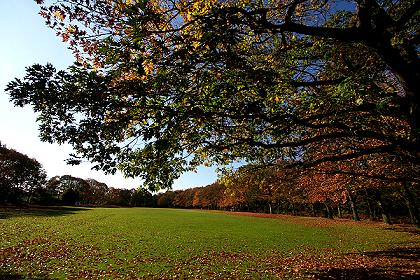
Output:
top-left (302, 136), bottom-right (420, 224)
top-left (46, 175), bottom-right (91, 204)
top-left (131, 187), bottom-right (153, 207)
top-left (6, 0), bottom-right (419, 190)
top-left (0, 144), bottom-right (47, 203)
top-left (85, 178), bottom-right (109, 205)
top-left (156, 191), bottom-right (176, 208)
top-left (221, 165), bottom-right (282, 213)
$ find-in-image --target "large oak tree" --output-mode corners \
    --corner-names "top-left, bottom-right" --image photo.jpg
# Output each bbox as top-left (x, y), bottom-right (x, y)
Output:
top-left (5, 0), bottom-right (419, 190)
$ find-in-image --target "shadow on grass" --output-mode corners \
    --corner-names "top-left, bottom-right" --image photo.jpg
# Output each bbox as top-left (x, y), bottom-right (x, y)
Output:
top-left (0, 272), bottom-right (22, 280)
top-left (0, 272), bottom-right (51, 280)
top-left (0, 205), bottom-right (91, 219)
top-left (363, 246), bottom-right (420, 261)
top-left (311, 268), bottom-right (418, 280)
top-left (310, 246), bottom-right (420, 279)
top-left (383, 224), bottom-right (420, 236)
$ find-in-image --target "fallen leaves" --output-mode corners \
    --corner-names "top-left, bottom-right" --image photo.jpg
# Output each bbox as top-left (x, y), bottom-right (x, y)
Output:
top-left (2, 239), bottom-right (419, 279)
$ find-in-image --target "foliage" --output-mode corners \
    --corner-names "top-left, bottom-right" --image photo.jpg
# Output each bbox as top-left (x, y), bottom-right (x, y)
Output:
top-left (160, 163), bottom-right (418, 224)
top-left (0, 207), bottom-right (418, 279)
top-left (5, 0), bottom-right (419, 190)
top-left (131, 187), bottom-right (154, 207)
top-left (47, 175), bottom-right (94, 204)
top-left (45, 175), bottom-right (153, 207)
top-left (0, 143), bottom-right (154, 207)
top-left (61, 188), bottom-right (80, 205)
top-left (220, 164), bottom-right (303, 212)
top-left (85, 178), bottom-right (110, 205)
top-left (0, 144), bottom-right (47, 203)
top-left (156, 190), bottom-right (176, 208)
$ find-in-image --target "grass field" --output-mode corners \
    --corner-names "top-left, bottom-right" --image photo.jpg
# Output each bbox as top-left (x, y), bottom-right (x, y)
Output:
top-left (0, 207), bottom-right (419, 279)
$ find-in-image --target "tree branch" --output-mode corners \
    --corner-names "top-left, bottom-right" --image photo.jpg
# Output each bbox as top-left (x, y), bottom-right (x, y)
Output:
top-left (291, 144), bottom-right (397, 168)
top-left (222, 6), bottom-right (364, 41)
top-left (315, 169), bottom-right (420, 183)
top-left (291, 77), bottom-right (345, 87)
top-left (395, 0), bottom-right (420, 30)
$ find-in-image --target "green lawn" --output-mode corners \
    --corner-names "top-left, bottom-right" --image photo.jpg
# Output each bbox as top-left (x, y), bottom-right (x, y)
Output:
top-left (0, 207), bottom-right (418, 279)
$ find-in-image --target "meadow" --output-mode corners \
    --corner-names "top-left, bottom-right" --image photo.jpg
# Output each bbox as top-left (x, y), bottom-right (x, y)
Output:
top-left (0, 207), bottom-right (418, 279)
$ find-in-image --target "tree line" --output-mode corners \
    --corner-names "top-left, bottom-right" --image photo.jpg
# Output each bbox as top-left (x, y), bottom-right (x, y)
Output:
top-left (0, 142), bottom-right (153, 207)
top-left (156, 164), bottom-right (419, 225)
top-left (2, 141), bottom-right (418, 225)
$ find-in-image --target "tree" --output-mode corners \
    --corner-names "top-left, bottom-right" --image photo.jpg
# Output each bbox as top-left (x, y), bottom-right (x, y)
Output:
top-left (300, 136), bottom-right (420, 224)
top-left (156, 191), bottom-right (176, 208)
top-left (45, 175), bottom-right (91, 204)
top-left (0, 144), bottom-right (47, 203)
top-left (173, 188), bottom-right (197, 208)
top-left (85, 178), bottom-right (109, 205)
top-left (5, 0), bottom-right (419, 190)
top-left (220, 163), bottom-right (308, 213)
top-left (131, 187), bottom-right (153, 207)
top-left (61, 187), bottom-right (80, 206)
top-left (105, 187), bottom-right (132, 206)
top-left (198, 182), bottom-right (226, 210)
top-left (221, 165), bottom-right (278, 213)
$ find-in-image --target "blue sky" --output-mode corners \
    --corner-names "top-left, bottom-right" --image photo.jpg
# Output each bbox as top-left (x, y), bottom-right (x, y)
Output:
top-left (0, 0), bottom-right (217, 190)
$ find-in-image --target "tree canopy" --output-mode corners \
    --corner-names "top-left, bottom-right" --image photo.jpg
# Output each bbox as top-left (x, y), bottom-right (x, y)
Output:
top-left (0, 143), bottom-right (47, 203)
top-left (6, 0), bottom-right (419, 190)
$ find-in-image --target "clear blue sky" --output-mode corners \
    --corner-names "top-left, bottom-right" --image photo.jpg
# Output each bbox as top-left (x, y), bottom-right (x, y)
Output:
top-left (0, 0), bottom-right (217, 190)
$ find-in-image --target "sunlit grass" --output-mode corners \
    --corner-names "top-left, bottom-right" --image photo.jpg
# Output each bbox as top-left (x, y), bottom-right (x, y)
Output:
top-left (0, 207), bottom-right (418, 279)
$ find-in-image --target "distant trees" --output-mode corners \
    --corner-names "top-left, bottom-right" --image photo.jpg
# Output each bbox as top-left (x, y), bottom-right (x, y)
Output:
top-left (131, 188), bottom-right (154, 207)
top-left (155, 183), bottom-right (226, 210)
top-left (156, 191), bottom-right (176, 208)
top-left (0, 143), bottom-right (154, 207)
top-left (105, 187), bottom-right (131, 206)
top-left (85, 178), bottom-right (109, 205)
top-left (45, 176), bottom-right (154, 207)
top-left (154, 162), bottom-right (418, 225)
top-left (0, 143), bottom-right (47, 203)
top-left (61, 187), bottom-right (80, 206)
top-left (46, 175), bottom-right (90, 205)
top-left (196, 183), bottom-right (226, 210)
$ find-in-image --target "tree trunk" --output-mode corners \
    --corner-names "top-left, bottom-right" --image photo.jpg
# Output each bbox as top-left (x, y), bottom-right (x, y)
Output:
top-left (368, 17), bottom-right (420, 156)
top-left (26, 192), bottom-right (32, 204)
top-left (402, 181), bottom-right (420, 227)
top-left (378, 202), bottom-right (392, 225)
top-left (375, 191), bottom-right (392, 225)
top-left (324, 202), bottom-right (333, 219)
top-left (276, 203), bottom-right (280, 214)
top-left (337, 204), bottom-right (343, 219)
top-left (311, 203), bottom-right (316, 217)
top-left (366, 196), bottom-right (375, 220)
top-left (268, 202), bottom-right (272, 214)
top-left (365, 189), bottom-right (378, 220)
top-left (347, 191), bottom-right (360, 221)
